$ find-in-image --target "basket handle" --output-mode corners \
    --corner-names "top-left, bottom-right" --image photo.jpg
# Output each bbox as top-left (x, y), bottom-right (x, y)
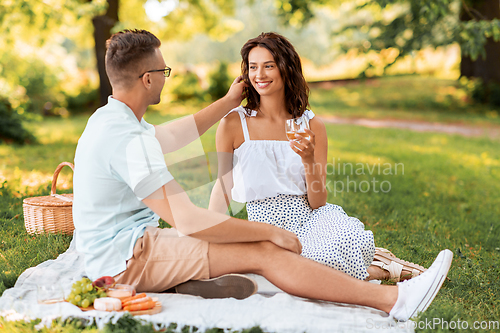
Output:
top-left (51, 162), bottom-right (74, 196)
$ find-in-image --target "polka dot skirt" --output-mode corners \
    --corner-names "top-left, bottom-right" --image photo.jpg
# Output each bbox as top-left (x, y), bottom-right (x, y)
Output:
top-left (247, 194), bottom-right (375, 280)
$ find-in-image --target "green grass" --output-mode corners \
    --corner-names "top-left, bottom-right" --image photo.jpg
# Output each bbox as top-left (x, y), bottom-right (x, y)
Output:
top-left (1, 76), bottom-right (499, 332)
top-left (0, 182), bottom-right (72, 296)
top-left (310, 76), bottom-right (500, 125)
top-left (322, 125), bottom-right (500, 331)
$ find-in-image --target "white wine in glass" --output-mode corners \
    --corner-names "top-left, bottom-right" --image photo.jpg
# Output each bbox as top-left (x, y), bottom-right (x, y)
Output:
top-left (285, 117), bottom-right (310, 141)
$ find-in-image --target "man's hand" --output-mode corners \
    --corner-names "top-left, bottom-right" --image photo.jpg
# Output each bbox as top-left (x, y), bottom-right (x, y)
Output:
top-left (270, 228), bottom-right (303, 255)
top-left (224, 76), bottom-right (248, 109)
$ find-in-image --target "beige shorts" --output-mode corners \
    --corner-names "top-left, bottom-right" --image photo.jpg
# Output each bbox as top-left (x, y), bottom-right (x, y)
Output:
top-left (114, 226), bottom-right (210, 292)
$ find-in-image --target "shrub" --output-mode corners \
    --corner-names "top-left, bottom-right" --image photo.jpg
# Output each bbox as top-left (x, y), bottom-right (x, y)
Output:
top-left (207, 61), bottom-right (232, 101)
top-left (0, 98), bottom-right (36, 144)
top-left (171, 71), bottom-right (206, 101)
top-left (0, 52), bottom-right (63, 115)
top-left (465, 77), bottom-right (500, 107)
top-left (470, 78), bottom-right (488, 104)
top-left (65, 87), bottom-right (99, 114)
top-left (488, 81), bottom-right (500, 107)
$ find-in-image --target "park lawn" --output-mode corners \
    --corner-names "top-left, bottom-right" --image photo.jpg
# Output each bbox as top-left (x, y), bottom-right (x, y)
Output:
top-left (310, 75), bottom-right (500, 126)
top-left (0, 77), bottom-right (499, 332)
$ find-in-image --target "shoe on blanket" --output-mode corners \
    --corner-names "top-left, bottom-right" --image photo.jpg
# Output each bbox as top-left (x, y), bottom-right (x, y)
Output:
top-left (175, 274), bottom-right (258, 300)
top-left (389, 249), bottom-right (453, 321)
top-left (373, 247), bottom-right (427, 282)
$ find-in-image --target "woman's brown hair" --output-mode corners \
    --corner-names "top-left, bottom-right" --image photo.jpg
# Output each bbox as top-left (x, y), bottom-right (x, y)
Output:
top-left (240, 32), bottom-right (309, 118)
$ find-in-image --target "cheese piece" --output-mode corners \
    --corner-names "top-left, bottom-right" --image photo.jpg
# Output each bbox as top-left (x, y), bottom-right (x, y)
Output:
top-left (107, 289), bottom-right (132, 298)
top-left (93, 297), bottom-right (122, 311)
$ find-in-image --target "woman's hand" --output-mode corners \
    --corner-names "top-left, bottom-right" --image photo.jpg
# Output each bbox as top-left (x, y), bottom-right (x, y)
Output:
top-left (289, 128), bottom-right (316, 165)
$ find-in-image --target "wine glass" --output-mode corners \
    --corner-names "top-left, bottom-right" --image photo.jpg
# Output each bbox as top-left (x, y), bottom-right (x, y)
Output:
top-left (37, 284), bottom-right (65, 304)
top-left (285, 117), bottom-right (310, 141)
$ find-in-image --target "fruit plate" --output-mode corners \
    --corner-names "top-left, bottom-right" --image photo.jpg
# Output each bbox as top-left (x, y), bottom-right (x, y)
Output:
top-left (77, 301), bottom-right (162, 316)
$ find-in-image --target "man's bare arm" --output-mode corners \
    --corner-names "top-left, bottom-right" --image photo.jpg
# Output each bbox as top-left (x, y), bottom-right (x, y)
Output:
top-left (143, 180), bottom-right (302, 254)
top-left (154, 76), bottom-right (247, 153)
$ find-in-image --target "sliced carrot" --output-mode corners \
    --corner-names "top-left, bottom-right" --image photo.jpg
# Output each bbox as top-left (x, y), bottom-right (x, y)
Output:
top-left (124, 300), bottom-right (156, 312)
top-left (123, 296), bottom-right (151, 306)
top-left (121, 293), bottom-right (146, 305)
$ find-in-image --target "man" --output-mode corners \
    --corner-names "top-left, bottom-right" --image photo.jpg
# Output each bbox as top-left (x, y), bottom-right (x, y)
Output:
top-left (73, 29), bottom-right (452, 321)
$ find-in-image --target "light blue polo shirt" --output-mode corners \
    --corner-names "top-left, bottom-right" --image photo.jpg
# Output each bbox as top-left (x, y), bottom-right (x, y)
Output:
top-left (73, 96), bottom-right (174, 281)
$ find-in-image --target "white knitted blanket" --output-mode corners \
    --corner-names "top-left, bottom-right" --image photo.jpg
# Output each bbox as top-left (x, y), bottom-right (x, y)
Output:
top-left (0, 239), bottom-right (413, 332)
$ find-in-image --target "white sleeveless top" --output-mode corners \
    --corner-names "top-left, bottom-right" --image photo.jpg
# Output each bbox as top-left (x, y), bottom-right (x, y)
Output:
top-left (228, 106), bottom-right (315, 203)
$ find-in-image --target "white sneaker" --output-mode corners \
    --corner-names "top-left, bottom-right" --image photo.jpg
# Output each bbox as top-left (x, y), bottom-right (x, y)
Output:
top-left (389, 249), bottom-right (453, 321)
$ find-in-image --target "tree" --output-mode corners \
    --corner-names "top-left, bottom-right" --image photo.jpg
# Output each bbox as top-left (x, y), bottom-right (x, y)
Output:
top-left (460, 1), bottom-right (500, 90)
top-left (273, 0), bottom-right (500, 99)
top-left (1, 0), bottom-right (242, 108)
top-left (90, 0), bottom-right (240, 106)
top-left (92, 0), bottom-right (119, 107)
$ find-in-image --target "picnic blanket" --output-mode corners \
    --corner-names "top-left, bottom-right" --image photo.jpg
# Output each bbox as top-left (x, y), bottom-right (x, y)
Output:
top-left (0, 237), bottom-right (413, 332)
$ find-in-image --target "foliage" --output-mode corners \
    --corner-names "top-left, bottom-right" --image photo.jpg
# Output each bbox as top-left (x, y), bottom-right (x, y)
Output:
top-left (275, 0), bottom-right (500, 67)
top-left (0, 0), bottom-right (244, 117)
top-left (459, 77), bottom-right (500, 107)
top-left (489, 82), bottom-right (500, 106)
top-left (207, 61), bottom-right (232, 101)
top-left (133, 0), bottom-right (242, 42)
top-left (0, 98), bottom-right (36, 144)
top-left (0, 0), bottom-right (240, 45)
top-left (65, 88), bottom-right (100, 115)
top-left (170, 71), bottom-right (207, 101)
top-left (272, 0), bottom-right (329, 27)
top-left (0, 0), bottom-right (106, 46)
top-left (0, 50), bottom-right (67, 116)
top-left (102, 313), bottom-right (156, 332)
top-left (0, 313), bottom-right (266, 333)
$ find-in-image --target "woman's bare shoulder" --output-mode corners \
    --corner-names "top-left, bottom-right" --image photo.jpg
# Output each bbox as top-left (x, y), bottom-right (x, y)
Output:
top-left (222, 110), bottom-right (242, 124)
top-left (309, 115), bottom-right (326, 130)
top-left (217, 110), bottom-right (245, 151)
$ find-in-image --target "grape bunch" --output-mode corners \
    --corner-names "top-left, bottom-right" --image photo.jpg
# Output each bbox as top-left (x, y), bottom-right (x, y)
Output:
top-left (67, 277), bottom-right (107, 308)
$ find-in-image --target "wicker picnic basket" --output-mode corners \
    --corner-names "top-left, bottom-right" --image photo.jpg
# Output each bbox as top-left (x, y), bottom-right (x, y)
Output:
top-left (23, 162), bottom-right (74, 235)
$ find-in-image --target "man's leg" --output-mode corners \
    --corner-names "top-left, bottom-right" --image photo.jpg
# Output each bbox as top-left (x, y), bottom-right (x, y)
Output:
top-left (208, 241), bottom-right (398, 314)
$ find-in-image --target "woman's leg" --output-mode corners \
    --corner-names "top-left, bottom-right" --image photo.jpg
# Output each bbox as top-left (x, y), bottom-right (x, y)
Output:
top-left (367, 248), bottom-right (427, 281)
top-left (208, 241), bottom-right (398, 313)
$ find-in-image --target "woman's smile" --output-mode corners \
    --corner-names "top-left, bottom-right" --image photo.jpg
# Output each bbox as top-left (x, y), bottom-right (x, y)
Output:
top-left (255, 80), bottom-right (271, 89)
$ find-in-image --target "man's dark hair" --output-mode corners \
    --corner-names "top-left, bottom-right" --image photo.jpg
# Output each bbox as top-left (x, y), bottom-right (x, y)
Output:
top-left (105, 29), bottom-right (161, 89)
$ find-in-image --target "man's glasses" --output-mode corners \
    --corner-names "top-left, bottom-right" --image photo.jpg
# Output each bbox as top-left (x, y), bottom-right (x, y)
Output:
top-left (139, 66), bottom-right (171, 78)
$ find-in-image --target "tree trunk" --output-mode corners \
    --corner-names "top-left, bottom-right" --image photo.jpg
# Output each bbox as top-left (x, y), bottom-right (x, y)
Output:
top-left (460, 0), bottom-right (500, 84)
top-left (92, 0), bottom-right (119, 107)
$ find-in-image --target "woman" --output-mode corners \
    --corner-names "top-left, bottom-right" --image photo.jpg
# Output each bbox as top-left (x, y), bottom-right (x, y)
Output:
top-left (209, 32), bottom-right (424, 281)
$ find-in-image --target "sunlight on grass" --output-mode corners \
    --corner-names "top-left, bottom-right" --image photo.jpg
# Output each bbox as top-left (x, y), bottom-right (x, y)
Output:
top-left (449, 151), bottom-right (500, 169)
top-left (429, 136), bottom-right (449, 145)
top-left (1, 117), bottom-right (84, 194)
top-left (410, 145), bottom-right (443, 154)
top-left (25, 116), bottom-right (87, 145)
top-left (328, 152), bottom-right (395, 167)
top-left (0, 168), bottom-right (73, 196)
top-left (0, 167), bottom-right (72, 195)
top-left (310, 76), bottom-right (500, 125)
top-left (1, 86), bottom-right (500, 327)
top-left (34, 126), bottom-right (81, 145)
